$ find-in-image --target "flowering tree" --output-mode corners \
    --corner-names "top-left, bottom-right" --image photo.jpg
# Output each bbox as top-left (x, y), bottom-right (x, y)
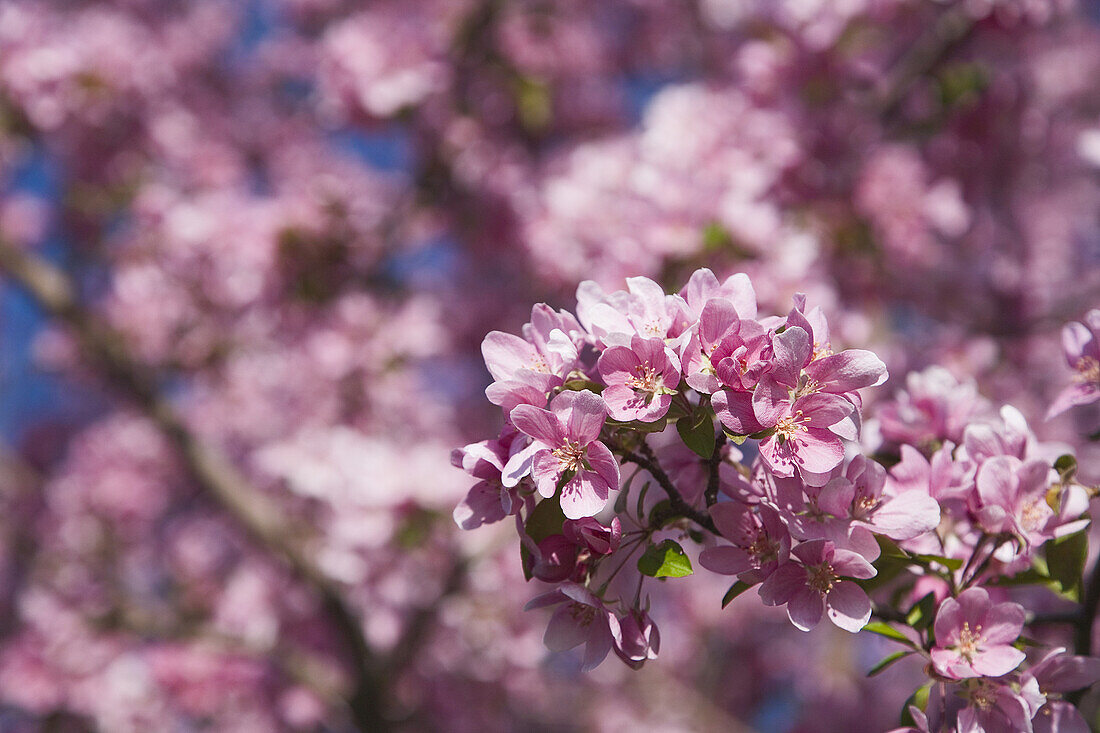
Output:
top-left (0, 0), bottom-right (1099, 730)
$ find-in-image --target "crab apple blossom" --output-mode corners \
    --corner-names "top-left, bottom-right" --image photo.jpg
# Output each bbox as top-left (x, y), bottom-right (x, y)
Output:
top-left (1048, 309), bottom-right (1100, 418)
top-left (930, 588), bottom-right (1027, 680)
top-left (758, 539), bottom-right (876, 632)
top-left (508, 389), bottom-right (620, 519)
top-left (597, 334), bottom-right (681, 422)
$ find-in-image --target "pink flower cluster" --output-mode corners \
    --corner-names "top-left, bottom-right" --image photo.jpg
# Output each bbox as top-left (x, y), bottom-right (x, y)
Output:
top-left (457, 270), bottom-right (1100, 729)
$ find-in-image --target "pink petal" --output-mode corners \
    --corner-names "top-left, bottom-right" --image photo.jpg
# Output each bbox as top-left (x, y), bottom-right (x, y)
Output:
top-left (971, 645), bottom-right (1026, 677)
top-left (699, 546), bottom-right (753, 576)
top-left (804, 349), bottom-right (888, 392)
top-left (482, 331), bottom-right (538, 382)
top-left (597, 345), bottom-right (640, 383)
top-left (933, 595), bottom-right (963, 646)
top-left (544, 606), bottom-right (589, 652)
top-left (553, 390), bottom-right (607, 444)
top-left (698, 298), bottom-right (740, 346)
top-left (585, 441), bottom-right (621, 492)
top-left (793, 428), bottom-right (845, 474)
top-left (510, 405), bottom-right (565, 446)
top-left (868, 491), bottom-right (941, 541)
top-left (770, 326), bottom-right (811, 387)
top-left (713, 388), bottom-right (763, 434)
top-left (751, 376), bottom-right (789, 427)
top-left (826, 581), bottom-right (871, 632)
top-left (980, 602), bottom-right (1026, 645)
top-left (453, 480), bottom-right (509, 530)
top-left (759, 562), bottom-right (807, 606)
top-left (531, 451), bottom-right (564, 498)
top-left (560, 473), bottom-right (609, 519)
top-left (786, 586), bottom-right (825, 631)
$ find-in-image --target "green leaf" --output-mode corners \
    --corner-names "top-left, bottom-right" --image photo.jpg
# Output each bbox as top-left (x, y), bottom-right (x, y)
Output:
top-left (1054, 454), bottom-right (1078, 482)
top-left (677, 409), bottom-right (716, 459)
top-left (862, 621), bottom-right (913, 645)
top-left (648, 499), bottom-right (676, 529)
top-left (900, 682), bottom-right (933, 727)
top-left (1046, 530), bottom-right (1089, 602)
top-left (607, 417), bottom-right (668, 433)
top-left (867, 650), bottom-right (914, 677)
top-left (520, 498), bottom-right (566, 581)
top-left (637, 539), bottom-right (694, 578)
top-left (562, 379), bottom-right (603, 393)
top-left (721, 581), bottom-right (753, 608)
top-left (906, 592), bottom-right (937, 632)
top-left (725, 431), bottom-right (749, 445)
top-left (910, 554), bottom-right (964, 572)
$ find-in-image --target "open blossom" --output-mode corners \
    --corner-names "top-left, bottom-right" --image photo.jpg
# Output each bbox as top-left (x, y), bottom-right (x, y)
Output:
top-left (1047, 309), bottom-right (1100, 418)
top-left (817, 456), bottom-right (941, 542)
top-left (525, 584), bottom-right (617, 672)
top-left (758, 539), bottom-right (876, 632)
top-left (751, 380), bottom-right (853, 482)
top-left (507, 390), bottom-right (620, 519)
top-left (973, 455), bottom-right (1088, 547)
top-left (699, 501), bottom-right (790, 584)
top-left (1024, 647), bottom-right (1100, 733)
top-left (597, 334), bottom-right (681, 422)
top-left (930, 587), bottom-right (1026, 680)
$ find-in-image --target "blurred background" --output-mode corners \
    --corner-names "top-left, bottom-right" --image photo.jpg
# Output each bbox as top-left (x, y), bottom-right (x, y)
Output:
top-left (1, 0), bottom-right (1100, 730)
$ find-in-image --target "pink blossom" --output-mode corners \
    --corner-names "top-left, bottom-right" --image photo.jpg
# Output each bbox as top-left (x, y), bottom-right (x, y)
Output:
top-left (699, 501), bottom-right (790, 584)
top-left (1047, 309), bottom-right (1100, 418)
top-left (758, 539), bottom-right (876, 632)
top-left (752, 380), bottom-right (852, 482)
top-left (930, 588), bottom-right (1026, 680)
top-left (509, 390), bottom-right (620, 519)
top-left (612, 609), bottom-right (660, 670)
top-left (525, 584), bottom-right (616, 671)
top-left (598, 335), bottom-right (681, 422)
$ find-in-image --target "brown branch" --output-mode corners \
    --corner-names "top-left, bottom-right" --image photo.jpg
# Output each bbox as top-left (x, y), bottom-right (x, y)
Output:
top-left (0, 241), bottom-right (391, 731)
top-left (618, 443), bottom-right (718, 535)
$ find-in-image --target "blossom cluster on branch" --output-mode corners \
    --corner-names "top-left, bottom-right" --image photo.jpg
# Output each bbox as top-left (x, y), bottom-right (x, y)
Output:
top-left (457, 271), bottom-right (1100, 730)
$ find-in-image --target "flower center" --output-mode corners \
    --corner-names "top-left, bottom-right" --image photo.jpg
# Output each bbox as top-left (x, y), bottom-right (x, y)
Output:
top-left (568, 601), bottom-right (596, 627)
top-left (626, 362), bottom-right (663, 393)
top-left (553, 441), bottom-right (587, 473)
top-left (1074, 356), bottom-right (1100, 385)
top-left (748, 531), bottom-right (777, 565)
top-left (775, 410), bottom-right (810, 440)
top-left (956, 621), bottom-right (983, 661)
top-left (806, 562), bottom-right (836, 594)
top-left (1020, 498), bottom-right (1050, 533)
top-left (852, 493), bottom-right (878, 519)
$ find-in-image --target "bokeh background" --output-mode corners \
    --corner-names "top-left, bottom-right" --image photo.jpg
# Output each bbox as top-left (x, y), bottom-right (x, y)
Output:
top-left (1, 0), bottom-right (1100, 730)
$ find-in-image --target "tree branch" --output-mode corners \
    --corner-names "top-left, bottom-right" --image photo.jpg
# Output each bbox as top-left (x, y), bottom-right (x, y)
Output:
top-left (617, 442), bottom-right (718, 535)
top-left (0, 241), bottom-right (391, 731)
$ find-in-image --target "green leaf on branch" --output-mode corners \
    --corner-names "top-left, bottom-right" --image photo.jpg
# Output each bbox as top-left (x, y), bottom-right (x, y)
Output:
top-left (1045, 530), bottom-right (1088, 602)
top-left (721, 581), bottom-right (753, 608)
top-left (606, 417), bottom-right (668, 433)
top-left (638, 539), bottom-right (694, 578)
top-left (648, 499), bottom-right (676, 529)
top-left (900, 683), bottom-right (933, 727)
top-left (906, 592), bottom-right (937, 632)
top-left (723, 428), bottom-right (749, 445)
top-left (867, 650), bottom-right (914, 677)
top-left (1054, 454), bottom-right (1078, 482)
top-left (520, 497), bottom-right (566, 581)
top-left (677, 408), bottom-right (715, 459)
top-left (862, 621), bottom-right (914, 645)
top-left (909, 554), bottom-right (964, 572)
